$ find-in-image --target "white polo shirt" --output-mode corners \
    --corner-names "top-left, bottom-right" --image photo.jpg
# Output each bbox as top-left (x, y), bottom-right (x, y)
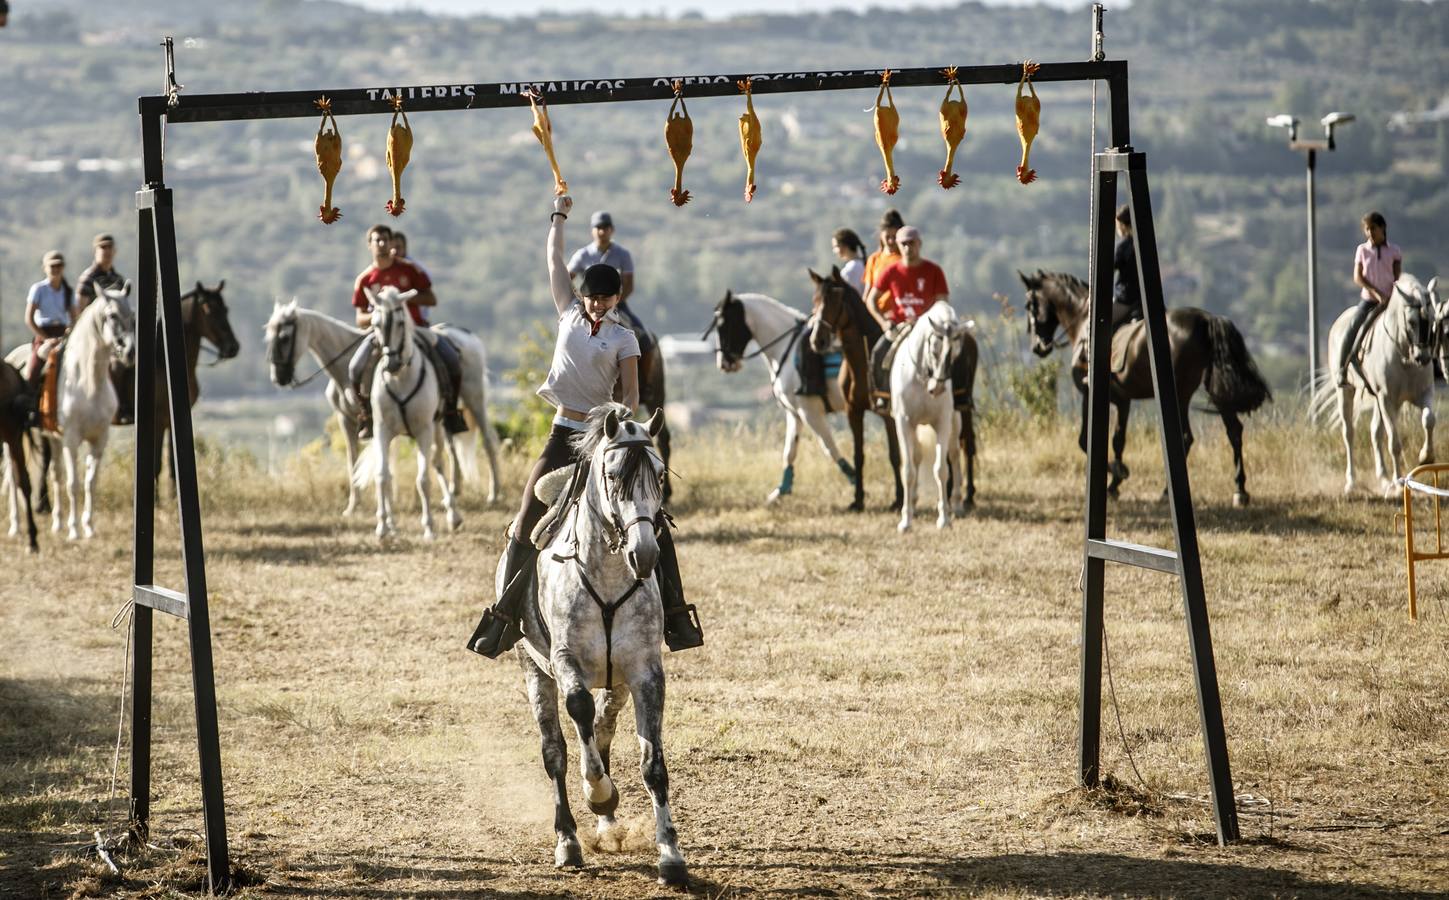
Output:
top-left (538, 303), bottom-right (641, 414)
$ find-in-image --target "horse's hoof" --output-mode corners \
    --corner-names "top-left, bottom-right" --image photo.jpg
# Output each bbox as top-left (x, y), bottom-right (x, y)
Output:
top-left (888, 500), bottom-right (903, 514)
top-left (765, 489), bottom-right (783, 505)
top-left (936, 515), bottom-right (950, 530)
top-left (897, 519), bottom-right (911, 533)
top-left (657, 860), bottom-right (689, 888)
top-left (1232, 491), bottom-right (1249, 508)
top-left (586, 779), bottom-right (619, 817)
top-left (555, 840), bottom-right (584, 869)
top-left (847, 500), bottom-right (864, 513)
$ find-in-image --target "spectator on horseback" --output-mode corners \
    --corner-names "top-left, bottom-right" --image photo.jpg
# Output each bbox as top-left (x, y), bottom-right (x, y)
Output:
top-left (23, 251), bottom-right (74, 422)
top-left (1113, 205), bottom-right (1145, 329)
top-left (469, 193), bottom-right (704, 660)
top-left (832, 227), bottom-right (868, 296)
top-left (76, 234), bottom-right (133, 424)
top-left (1338, 211), bottom-right (1402, 386)
top-left (863, 225), bottom-right (950, 411)
top-left (568, 210), bottom-right (645, 333)
top-left (348, 223), bottom-right (465, 438)
top-left (389, 231), bottom-right (431, 321)
top-left (863, 208), bottom-right (905, 319)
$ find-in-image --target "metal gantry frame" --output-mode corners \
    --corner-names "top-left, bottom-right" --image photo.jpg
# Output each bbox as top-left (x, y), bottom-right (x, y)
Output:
top-left (129, 36), bottom-right (1236, 895)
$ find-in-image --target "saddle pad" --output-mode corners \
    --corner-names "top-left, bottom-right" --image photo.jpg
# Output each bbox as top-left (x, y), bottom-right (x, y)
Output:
top-left (1110, 319), bottom-right (1146, 377)
top-left (40, 353), bottom-right (61, 433)
top-left (530, 463), bottom-right (583, 550)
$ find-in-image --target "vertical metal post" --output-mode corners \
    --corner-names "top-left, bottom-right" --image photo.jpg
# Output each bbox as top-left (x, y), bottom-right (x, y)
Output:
top-left (1126, 163), bottom-right (1240, 844)
top-left (151, 188), bottom-right (231, 893)
top-left (128, 194), bottom-right (159, 845)
top-left (1306, 148), bottom-right (1319, 382)
top-left (1079, 163), bottom-right (1118, 788)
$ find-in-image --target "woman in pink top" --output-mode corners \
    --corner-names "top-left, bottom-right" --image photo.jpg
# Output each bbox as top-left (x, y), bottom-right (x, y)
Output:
top-left (1337, 211), bottom-right (1403, 386)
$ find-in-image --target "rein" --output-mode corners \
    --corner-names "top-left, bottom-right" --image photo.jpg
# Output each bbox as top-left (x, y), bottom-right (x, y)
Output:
top-left (278, 323), bottom-right (368, 390)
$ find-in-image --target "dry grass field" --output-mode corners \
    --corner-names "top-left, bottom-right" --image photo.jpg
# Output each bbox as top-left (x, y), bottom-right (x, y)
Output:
top-left (2, 408), bottom-right (1447, 899)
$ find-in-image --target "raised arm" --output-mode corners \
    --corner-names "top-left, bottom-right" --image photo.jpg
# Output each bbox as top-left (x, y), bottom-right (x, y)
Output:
top-left (547, 194), bottom-right (576, 315)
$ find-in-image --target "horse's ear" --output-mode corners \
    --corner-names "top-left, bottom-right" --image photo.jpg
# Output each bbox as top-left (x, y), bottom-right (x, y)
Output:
top-left (121, 280), bottom-right (132, 297)
top-left (723, 289), bottom-right (732, 303)
top-left (216, 279), bottom-right (225, 293)
top-left (398, 289), bottom-right (418, 304)
top-left (362, 286), bottom-right (378, 308)
top-left (604, 410), bottom-right (621, 440)
top-left (1429, 276), bottom-right (1440, 297)
top-left (1017, 270), bottom-right (1034, 288)
top-left (830, 265), bottom-right (843, 282)
top-left (808, 269), bottom-right (823, 285)
top-left (646, 408), bottom-right (665, 438)
top-left (196, 281), bottom-right (204, 294)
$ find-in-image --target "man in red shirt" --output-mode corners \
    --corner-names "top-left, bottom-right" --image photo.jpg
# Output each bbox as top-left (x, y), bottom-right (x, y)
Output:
top-left (348, 224), bottom-right (464, 436)
top-left (861, 226), bottom-right (950, 410)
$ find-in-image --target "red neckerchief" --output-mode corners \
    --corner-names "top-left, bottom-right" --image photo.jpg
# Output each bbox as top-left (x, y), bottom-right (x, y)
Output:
top-left (586, 311), bottom-right (604, 336)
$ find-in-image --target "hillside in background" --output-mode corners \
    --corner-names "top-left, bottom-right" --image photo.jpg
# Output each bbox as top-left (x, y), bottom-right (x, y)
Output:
top-left (2, 0), bottom-right (1448, 403)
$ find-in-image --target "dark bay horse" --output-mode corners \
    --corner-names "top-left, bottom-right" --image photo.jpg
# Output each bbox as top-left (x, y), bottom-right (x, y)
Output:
top-left (800, 267), bottom-right (905, 512)
top-left (807, 267), bottom-right (978, 509)
top-left (1, 362), bottom-right (39, 553)
top-left (1019, 270), bottom-right (1271, 505)
top-left (152, 282), bottom-right (241, 487)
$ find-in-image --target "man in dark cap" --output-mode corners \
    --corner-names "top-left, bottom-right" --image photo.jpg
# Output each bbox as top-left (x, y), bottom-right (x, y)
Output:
top-left (77, 233), bottom-right (135, 424)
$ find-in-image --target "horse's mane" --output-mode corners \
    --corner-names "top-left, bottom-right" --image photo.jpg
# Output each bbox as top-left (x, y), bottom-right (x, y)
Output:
top-left (570, 402), bottom-right (661, 497)
top-left (737, 292), bottom-right (807, 323)
top-left (837, 281), bottom-right (883, 343)
top-left (1045, 271), bottom-right (1089, 300)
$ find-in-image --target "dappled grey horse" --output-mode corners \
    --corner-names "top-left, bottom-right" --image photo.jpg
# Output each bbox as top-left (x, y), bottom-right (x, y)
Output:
top-left (507, 403), bottom-right (688, 886)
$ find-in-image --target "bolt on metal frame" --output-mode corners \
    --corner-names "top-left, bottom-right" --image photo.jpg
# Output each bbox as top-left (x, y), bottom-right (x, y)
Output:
top-left (129, 34), bottom-right (1237, 896)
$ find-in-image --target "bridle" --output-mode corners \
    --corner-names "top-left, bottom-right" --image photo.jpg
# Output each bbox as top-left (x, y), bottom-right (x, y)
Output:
top-left (704, 295), bottom-right (806, 376)
top-left (269, 311), bottom-right (369, 390)
top-left (919, 321), bottom-right (956, 390)
top-left (1025, 289), bottom-right (1070, 352)
top-left (375, 300), bottom-right (428, 436)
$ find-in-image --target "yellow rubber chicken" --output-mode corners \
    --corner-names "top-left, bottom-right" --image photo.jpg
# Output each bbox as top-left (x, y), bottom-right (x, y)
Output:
top-left (938, 71), bottom-right (967, 190)
top-left (665, 84), bottom-right (693, 206)
top-left (314, 97), bottom-right (343, 223)
top-left (738, 80), bottom-right (762, 203)
top-left (526, 89), bottom-right (568, 196)
top-left (1014, 60), bottom-right (1041, 185)
top-left (385, 97), bottom-right (412, 216)
top-left (873, 70), bottom-right (900, 195)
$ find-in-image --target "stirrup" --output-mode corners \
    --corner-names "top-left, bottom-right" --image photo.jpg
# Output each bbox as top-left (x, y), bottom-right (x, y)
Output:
top-left (468, 608), bottom-right (522, 659)
top-left (663, 604), bottom-right (704, 652)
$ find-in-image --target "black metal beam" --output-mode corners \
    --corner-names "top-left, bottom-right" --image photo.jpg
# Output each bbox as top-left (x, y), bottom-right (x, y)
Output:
top-left (139, 59), bottom-right (1126, 124)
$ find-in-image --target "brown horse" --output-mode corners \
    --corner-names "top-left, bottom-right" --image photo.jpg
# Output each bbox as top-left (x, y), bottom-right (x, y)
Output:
top-left (152, 282), bottom-right (241, 488)
top-left (1018, 270), bottom-right (1271, 505)
top-left (0, 362), bottom-right (39, 553)
top-left (800, 267), bottom-right (907, 512)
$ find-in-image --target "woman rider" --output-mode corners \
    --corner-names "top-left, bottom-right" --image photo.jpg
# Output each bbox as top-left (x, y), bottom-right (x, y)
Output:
top-left (469, 194), bottom-right (704, 658)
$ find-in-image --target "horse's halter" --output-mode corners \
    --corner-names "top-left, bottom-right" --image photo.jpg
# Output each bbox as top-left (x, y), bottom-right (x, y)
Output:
top-left (809, 282), bottom-right (852, 354)
top-left (268, 315), bottom-right (300, 385)
top-left (1394, 284), bottom-right (1437, 367)
top-left (704, 294), bottom-right (753, 371)
top-left (376, 300), bottom-right (411, 373)
top-left (194, 288), bottom-right (240, 363)
top-left (920, 321), bottom-right (956, 393)
top-left (101, 297), bottom-right (137, 366)
top-left (1024, 288), bottom-right (1067, 357)
top-left (588, 432), bottom-right (665, 555)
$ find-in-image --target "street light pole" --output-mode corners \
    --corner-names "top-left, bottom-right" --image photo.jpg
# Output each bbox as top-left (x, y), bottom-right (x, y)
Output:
top-left (1268, 111), bottom-right (1354, 386)
top-left (1306, 147), bottom-right (1318, 380)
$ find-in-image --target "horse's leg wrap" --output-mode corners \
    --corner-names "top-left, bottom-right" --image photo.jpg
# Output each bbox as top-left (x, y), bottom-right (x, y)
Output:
top-left (656, 520), bottom-right (703, 652)
top-left (468, 535), bottom-right (536, 658)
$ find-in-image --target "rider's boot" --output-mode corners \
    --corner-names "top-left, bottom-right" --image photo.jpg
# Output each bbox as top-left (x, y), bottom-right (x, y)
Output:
top-left (1337, 300), bottom-right (1375, 388)
top-left (437, 339), bottom-right (468, 434)
top-left (655, 519), bottom-right (703, 651)
top-left (349, 337), bottom-right (378, 439)
top-left (468, 534), bottom-right (539, 658)
top-left (111, 362), bottom-right (135, 426)
top-left (23, 360), bottom-right (44, 428)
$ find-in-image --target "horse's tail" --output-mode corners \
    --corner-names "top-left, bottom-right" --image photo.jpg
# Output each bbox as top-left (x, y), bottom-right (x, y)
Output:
top-left (1308, 367), bottom-right (1345, 427)
top-left (450, 418), bottom-right (479, 485)
top-left (351, 440), bottom-right (382, 490)
top-left (1204, 315), bottom-right (1272, 415)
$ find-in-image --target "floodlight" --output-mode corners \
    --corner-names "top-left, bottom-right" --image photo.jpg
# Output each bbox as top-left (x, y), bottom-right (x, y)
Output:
top-left (1320, 112), bottom-right (1355, 127)
top-left (1266, 114), bottom-right (1299, 129)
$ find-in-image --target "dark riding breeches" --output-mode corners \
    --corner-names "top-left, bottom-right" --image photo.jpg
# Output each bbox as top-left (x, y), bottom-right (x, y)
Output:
top-left (514, 423), bottom-right (581, 539)
top-left (1338, 299), bottom-right (1378, 382)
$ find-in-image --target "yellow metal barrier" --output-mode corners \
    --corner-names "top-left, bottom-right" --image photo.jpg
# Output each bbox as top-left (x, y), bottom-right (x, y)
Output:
top-left (1399, 463), bottom-right (1449, 621)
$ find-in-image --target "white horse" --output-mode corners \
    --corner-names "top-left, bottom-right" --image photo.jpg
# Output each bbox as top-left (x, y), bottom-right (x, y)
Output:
top-left (707, 290), bottom-right (855, 503)
top-left (349, 287), bottom-right (459, 539)
top-left (268, 300), bottom-right (503, 515)
top-left (510, 403), bottom-right (689, 886)
top-left (890, 301), bottom-right (972, 532)
top-left (1319, 273), bottom-right (1441, 496)
top-left (4, 284), bottom-right (136, 539)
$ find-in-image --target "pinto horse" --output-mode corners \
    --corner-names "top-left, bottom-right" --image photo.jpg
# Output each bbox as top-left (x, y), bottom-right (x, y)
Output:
top-left (1020, 270), bottom-right (1271, 505)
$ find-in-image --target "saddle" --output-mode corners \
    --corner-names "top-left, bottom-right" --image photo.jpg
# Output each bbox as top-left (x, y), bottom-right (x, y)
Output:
top-left (794, 340), bottom-right (841, 412)
top-left (34, 339), bottom-right (65, 432)
top-left (870, 321), bottom-right (912, 413)
top-left (1110, 318), bottom-right (1145, 378)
